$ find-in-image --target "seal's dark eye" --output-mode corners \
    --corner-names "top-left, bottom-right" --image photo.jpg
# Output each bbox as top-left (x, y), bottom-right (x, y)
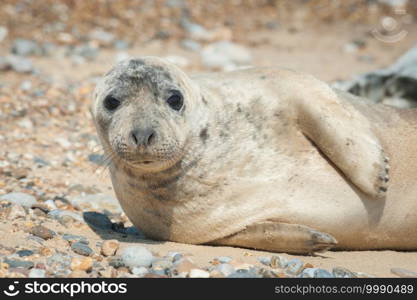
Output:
top-left (166, 93), bottom-right (183, 111)
top-left (104, 96), bottom-right (120, 111)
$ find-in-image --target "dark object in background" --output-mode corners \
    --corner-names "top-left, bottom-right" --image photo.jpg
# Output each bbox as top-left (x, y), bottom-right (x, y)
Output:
top-left (334, 45), bottom-right (417, 108)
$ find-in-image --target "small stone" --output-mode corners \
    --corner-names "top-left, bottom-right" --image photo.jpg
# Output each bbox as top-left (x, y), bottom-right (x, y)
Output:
top-left (69, 270), bottom-right (88, 278)
top-left (314, 268), bottom-right (333, 278)
top-left (285, 258), bottom-right (304, 275)
top-left (6, 55), bottom-right (34, 73)
top-left (180, 39), bottom-right (201, 52)
top-left (62, 234), bottom-right (89, 245)
top-left (70, 257), bottom-right (93, 272)
top-left (114, 40), bottom-right (130, 50)
top-left (201, 41), bottom-right (252, 71)
top-left (48, 209), bottom-right (83, 223)
top-left (109, 256), bottom-right (125, 268)
top-left (4, 258), bottom-right (34, 269)
top-left (216, 263), bottom-right (235, 277)
top-left (0, 192), bottom-right (36, 208)
top-left (216, 256), bottom-right (232, 264)
top-left (166, 251), bottom-right (183, 262)
top-left (16, 250), bottom-right (34, 257)
top-left (259, 268), bottom-right (278, 278)
top-left (131, 266), bottom-right (149, 277)
top-left (89, 29), bottom-right (115, 46)
top-left (71, 242), bottom-right (93, 256)
top-left (257, 256), bottom-right (271, 266)
top-left (189, 269), bottom-right (210, 278)
top-left (28, 268), bottom-right (46, 278)
top-left (391, 268), bottom-right (417, 278)
top-left (39, 247), bottom-right (54, 256)
top-left (0, 26), bottom-right (8, 43)
top-left (270, 255), bottom-right (288, 268)
top-left (101, 240), bottom-right (119, 257)
top-left (151, 259), bottom-right (173, 271)
top-left (332, 266), bottom-right (357, 278)
top-left (87, 153), bottom-right (105, 165)
top-left (173, 258), bottom-right (198, 276)
top-left (12, 38), bottom-right (42, 56)
top-left (30, 225), bottom-right (55, 240)
top-left (228, 269), bottom-right (261, 278)
top-left (120, 246), bottom-right (154, 268)
top-left (44, 200), bottom-right (57, 210)
top-left (209, 270), bottom-right (225, 278)
top-left (7, 204), bottom-right (27, 220)
top-left (83, 211), bottom-right (113, 230)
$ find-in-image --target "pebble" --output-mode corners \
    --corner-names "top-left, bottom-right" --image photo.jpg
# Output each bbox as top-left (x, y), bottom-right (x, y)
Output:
top-left (228, 269), bottom-right (261, 278)
top-left (120, 246), bottom-right (154, 268)
top-left (69, 44), bottom-right (99, 60)
top-left (180, 39), bottom-right (201, 52)
top-left (89, 29), bottom-right (115, 46)
top-left (62, 234), bottom-right (89, 245)
top-left (257, 256), bottom-right (271, 266)
top-left (189, 269), bottom-right (210, 278)
top-left (166, 251), bottom-right (183, 262)
top-left (391, 268), bottom-right (417, 278)
top-left (216, 263), bottom-right (235, 277)
top-left (7, 204), bottom-right (27, 220)
top-left (16, 250), bottom-right (34, 257)
top-left (173, 258), bottom-right (198, 276)
top-left (82, 211), bottom-right (113, 229)
top-left (71, 242), bottom-right (93, 256)
top-left (216, 256), bottom-right (232, 264)
top-left (44, 200), bottom-right (57, 210)
top-left (201, 41), bottom-right (252, 71)
top-left (69, 270), bottom-right (88, 278)
top-left (4, 258), bottom-right (34, 269)
top-left (0, 26), bottom-right (8, 43)
top-left (48, 209), bottom-right (83, 223)
top-left (332, 266), bottom-right (357, 278)
top-left (314, 268), bottom-right (333, 278)
top-left (70, 257), bottom-right (93, 272)
top-left (151, 259), bottom-right (173, 271)
top-left (29, 268), bottom-right (46, 278)
top-left (101, 240), bottom-right (119, 256)
top-left (109, 257), bottom-right (125, 268)
top-left (131, 266), bottom-right (149, 277)
top-left (285, 258), bottom-right (304, 275)
top-left (271, 255), bottom-right (288, 269)
top-left (73, 194), bottom-right (122, 214)
top-left (12, 38), bottom-right (43, 56)
top-left (4, 55), bottom-right (34, 73)
top-left (30, 225), bottom-right (55, 240)
top-left (0, 192), bottom-right (36, 208)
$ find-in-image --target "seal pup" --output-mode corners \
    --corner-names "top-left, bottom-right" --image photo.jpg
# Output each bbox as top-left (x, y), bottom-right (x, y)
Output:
top-left (92, 57), bottom-right (417, 254)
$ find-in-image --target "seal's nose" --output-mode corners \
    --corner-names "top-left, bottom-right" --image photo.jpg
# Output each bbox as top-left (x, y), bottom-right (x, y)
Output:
top-left (130, 128), bottom-right (155, 147)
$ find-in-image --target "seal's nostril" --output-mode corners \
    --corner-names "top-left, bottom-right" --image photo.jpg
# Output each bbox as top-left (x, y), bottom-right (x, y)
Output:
top-left (130, 128), bottom-right (155, 147)
top-left (131, 132), bottom-right (139, 145)
top-left (147, 132), bottom-right (155, 145)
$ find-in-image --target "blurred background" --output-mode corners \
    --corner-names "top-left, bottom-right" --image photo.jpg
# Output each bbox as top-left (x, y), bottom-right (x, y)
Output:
top-left (0, 0), bottom-right (416, 212)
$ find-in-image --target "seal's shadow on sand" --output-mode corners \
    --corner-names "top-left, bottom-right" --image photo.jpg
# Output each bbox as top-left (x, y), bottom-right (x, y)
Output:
top-left (82, 211), bottom-right (164, 245)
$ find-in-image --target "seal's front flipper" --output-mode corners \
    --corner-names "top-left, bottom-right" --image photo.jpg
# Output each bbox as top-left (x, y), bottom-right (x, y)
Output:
top-left (296, 87), bottom-right (389, 199)
top-left (210, 221), bottom-right (337, 255)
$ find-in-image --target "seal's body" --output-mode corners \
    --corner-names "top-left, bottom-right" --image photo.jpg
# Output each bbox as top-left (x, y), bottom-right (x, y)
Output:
top-left (93, 57), bottom-right (417, 254)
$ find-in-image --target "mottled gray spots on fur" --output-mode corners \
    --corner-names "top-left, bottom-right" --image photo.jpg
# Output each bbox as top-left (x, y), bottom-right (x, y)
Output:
top-left (199, 127), bottom-right (209, 143)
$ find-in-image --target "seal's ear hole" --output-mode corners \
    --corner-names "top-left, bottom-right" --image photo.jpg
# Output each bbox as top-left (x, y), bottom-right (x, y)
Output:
top-left (166, 91), bottom-right (184, 111)
top-left (104, 95), bottom-right (121, 111)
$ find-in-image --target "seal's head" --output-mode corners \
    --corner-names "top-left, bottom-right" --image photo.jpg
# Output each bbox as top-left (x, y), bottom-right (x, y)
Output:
top-left (92, 57), bottom-right (201, 172)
